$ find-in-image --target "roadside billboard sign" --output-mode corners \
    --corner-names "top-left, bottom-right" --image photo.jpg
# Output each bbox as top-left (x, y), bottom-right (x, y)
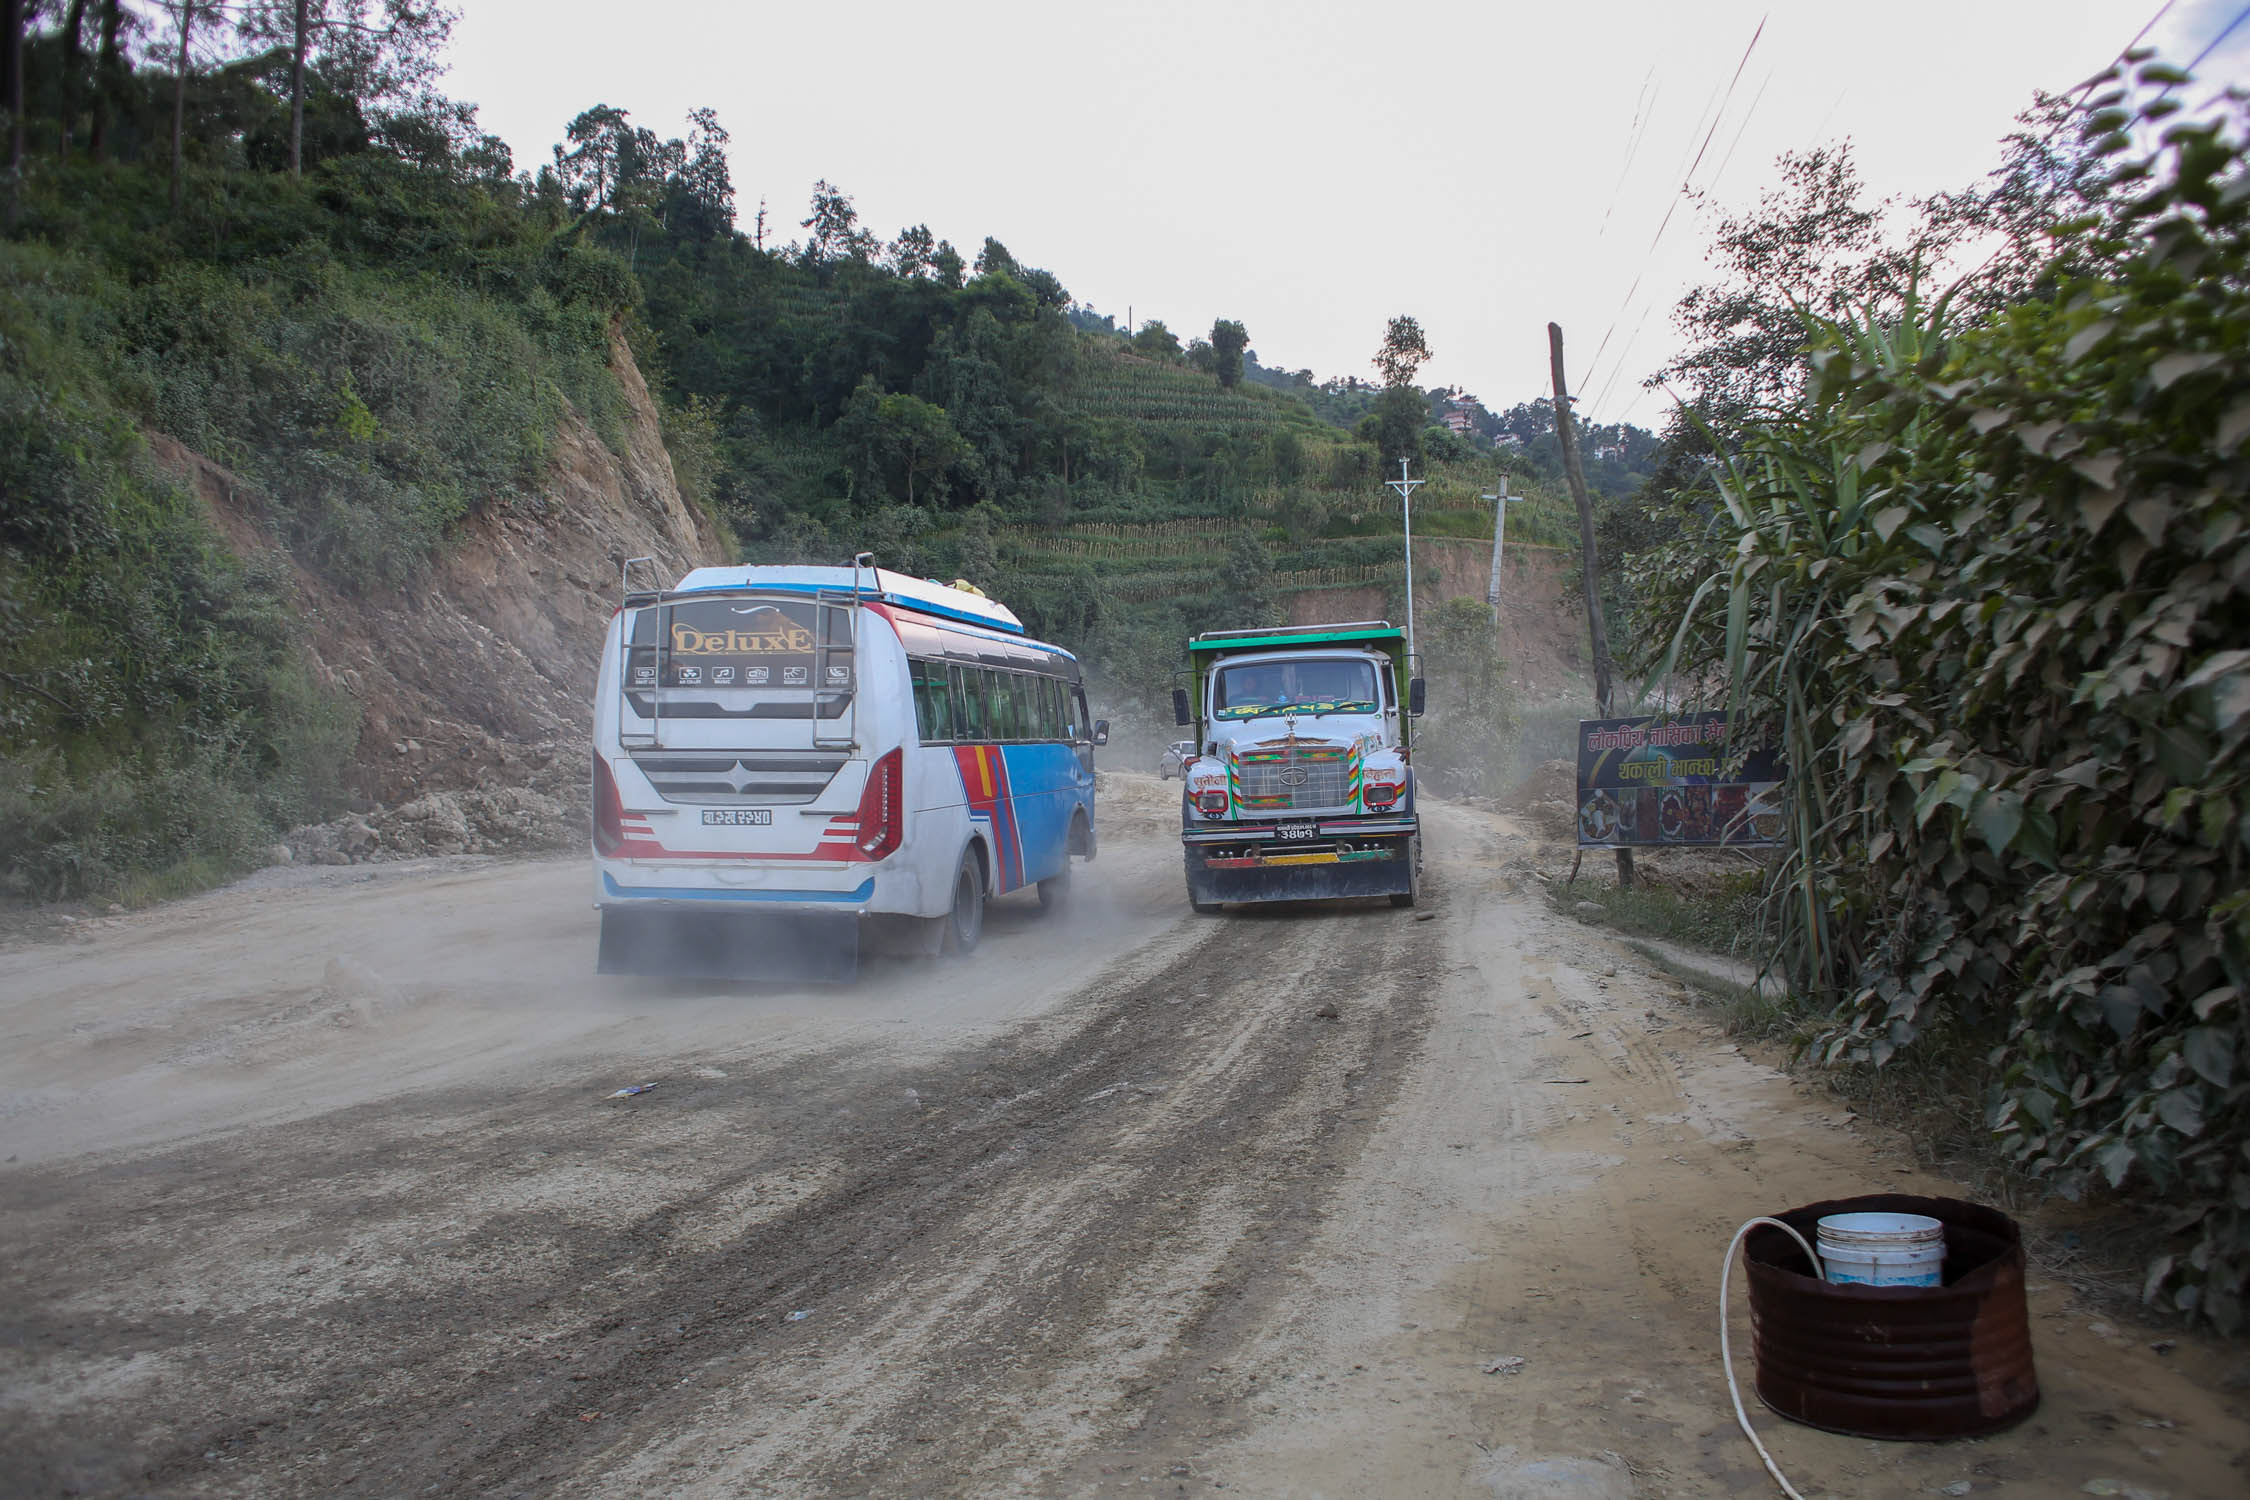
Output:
top-left (1575, 710), bottom-right (1783, 848)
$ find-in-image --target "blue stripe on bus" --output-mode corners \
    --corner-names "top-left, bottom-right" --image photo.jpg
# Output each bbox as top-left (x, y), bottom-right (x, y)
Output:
top-left (602, 874), bottom-right (876, 904)
top-left (999, 743), bottom-right (1083, 889)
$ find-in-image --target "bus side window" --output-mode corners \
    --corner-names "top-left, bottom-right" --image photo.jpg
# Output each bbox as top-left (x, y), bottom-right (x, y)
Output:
top-left (910, 660), bottom-right (932, 742)
top-left (911, 660), bottom-right (949, 743)
top-left (999, 673), bottom-right (1029, 742)
top-left (1041, 676), bottom-right (1065, 741)
top-left (955, 663), bottom-right (984, 741)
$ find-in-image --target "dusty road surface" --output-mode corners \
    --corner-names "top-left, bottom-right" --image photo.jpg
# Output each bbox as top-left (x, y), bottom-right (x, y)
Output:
top-left (4, 775), bottom-right (2244, 1499)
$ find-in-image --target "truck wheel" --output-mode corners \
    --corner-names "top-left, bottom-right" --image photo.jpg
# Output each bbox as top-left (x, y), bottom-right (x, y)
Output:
top-left (1389, 835), bottom-right (1422, 909)
top-left (949, 849), bottom-right (986, 953)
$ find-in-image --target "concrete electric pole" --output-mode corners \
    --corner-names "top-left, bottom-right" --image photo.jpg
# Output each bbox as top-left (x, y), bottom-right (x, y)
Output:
top-left (1481, 480), bottom-right (1524, 627)
top-left (1386, 459), bottom-right (1424, 662)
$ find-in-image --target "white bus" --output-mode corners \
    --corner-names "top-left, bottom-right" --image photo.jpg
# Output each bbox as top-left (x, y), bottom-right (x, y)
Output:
top-left (592, 558), bottom-right (1107, 981)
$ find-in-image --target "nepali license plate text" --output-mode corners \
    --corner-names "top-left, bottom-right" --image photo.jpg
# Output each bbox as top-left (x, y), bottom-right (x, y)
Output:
top-left (702, 809), bottom-right (773, 826)
top-left (1274, 819), bottom-right (1319, 842)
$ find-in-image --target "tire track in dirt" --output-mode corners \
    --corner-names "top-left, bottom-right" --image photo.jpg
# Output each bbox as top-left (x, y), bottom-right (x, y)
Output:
top-left (1, 887), bottom-right (1444, 1498)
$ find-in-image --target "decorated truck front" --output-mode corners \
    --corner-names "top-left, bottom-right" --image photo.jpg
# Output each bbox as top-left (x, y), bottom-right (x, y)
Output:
top-left (1172, 621), bottom-right (1424, 910)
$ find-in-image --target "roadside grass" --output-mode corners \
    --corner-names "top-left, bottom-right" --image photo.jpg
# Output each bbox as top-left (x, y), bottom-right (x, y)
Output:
top-left (1554, 873), bottom-right (2182, 1319)
top-left (1546, 863), bottom-right (1764, 955)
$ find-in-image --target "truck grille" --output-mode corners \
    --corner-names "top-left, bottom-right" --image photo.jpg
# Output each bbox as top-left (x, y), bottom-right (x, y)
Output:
top-left (629, 750), bottom-right (848, 806)
top-left (1233, 747), bottom-right (1354, 810)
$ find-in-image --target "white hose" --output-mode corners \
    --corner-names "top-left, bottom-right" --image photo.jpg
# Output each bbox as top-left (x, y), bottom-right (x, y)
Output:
top-left (1720, 1216), bottom-right (1825, 1500)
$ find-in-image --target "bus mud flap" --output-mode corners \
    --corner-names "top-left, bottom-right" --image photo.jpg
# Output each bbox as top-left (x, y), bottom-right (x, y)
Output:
top-left (598, 909), bottom-right (861, 984)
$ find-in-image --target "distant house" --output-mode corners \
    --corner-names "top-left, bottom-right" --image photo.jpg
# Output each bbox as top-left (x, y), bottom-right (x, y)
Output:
top-left (1494, 432), bottom-right (1524, 448)
top-left (1442, 392), bottom-right (1483, 435)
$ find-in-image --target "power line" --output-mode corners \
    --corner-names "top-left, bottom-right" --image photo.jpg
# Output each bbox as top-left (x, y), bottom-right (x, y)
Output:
top-left (2033, 0), bottom-right (2177, 152)
top-left (1578, 13), bottom-right (1770, 414)
top-left (2184, 2), bottom-right (2250, 73)
top-left (1705, 67), bottom-right (1775, 196)
top-left (1596, 69), bottom-right (1662, 241)
top-left (1579, 63), bottom-right (1730, 384)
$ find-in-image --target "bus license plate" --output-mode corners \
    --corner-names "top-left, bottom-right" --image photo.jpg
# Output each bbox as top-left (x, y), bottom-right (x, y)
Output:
top-left (1274, 820), bottom-right (1318, 842)
top-left (702, 809), bottom-right (773, 826)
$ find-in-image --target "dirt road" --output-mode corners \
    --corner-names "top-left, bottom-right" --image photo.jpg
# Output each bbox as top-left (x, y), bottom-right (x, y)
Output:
top-left (3, 778), bottom-right (2243, 1498)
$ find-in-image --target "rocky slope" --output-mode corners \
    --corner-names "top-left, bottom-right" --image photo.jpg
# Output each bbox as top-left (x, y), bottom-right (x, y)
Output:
top-left (151, 330), bottom-right (726, 863)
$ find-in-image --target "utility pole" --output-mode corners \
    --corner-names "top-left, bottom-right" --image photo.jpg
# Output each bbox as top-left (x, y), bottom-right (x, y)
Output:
top-left (1481, 479), bottom-right (1523, 627)
top-left (2, 0), bottom-right (22, 230)
top-left (1550, 321), bottom-right (1633, 888)
top-left (1386, 458), bottom-right (1424, 663)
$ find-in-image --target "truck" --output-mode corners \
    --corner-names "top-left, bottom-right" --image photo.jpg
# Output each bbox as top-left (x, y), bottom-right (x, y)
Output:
top-left (1172, 620), bottom-right (1424, 912)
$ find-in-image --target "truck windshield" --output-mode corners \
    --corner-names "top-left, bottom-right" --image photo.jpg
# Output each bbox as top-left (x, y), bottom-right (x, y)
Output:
top-left (1212, 658), bottom-right (1380, 720)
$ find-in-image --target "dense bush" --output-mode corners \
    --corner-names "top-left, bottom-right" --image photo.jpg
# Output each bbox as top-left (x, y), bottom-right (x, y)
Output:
top-left (1634, 69), bottom-right (2249, 1327)
top-left (0, 147), bottom-right (633, 897)
top-left (0, 250), bottom-right (357, 899)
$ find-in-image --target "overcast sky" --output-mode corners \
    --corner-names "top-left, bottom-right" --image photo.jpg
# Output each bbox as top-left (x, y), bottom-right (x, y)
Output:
top-left (448, 1), bottom-right (2249, 431)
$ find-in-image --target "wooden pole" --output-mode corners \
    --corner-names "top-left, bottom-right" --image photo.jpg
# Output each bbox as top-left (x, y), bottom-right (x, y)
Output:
top-left (1549, 322), bottom-right (1634, 888)
top-left (289, 0), bottom-right (308, 177)
top-left (170, 0), bottom-right (195, 212)
top-left (2, 0), bottom-right (22, 229)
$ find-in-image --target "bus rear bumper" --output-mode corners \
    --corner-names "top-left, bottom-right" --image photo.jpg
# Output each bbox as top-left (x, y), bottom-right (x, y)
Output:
top-left (597, 869), bottom-right (879, 910)
top-left (596, 904), bottom-right (861, 983)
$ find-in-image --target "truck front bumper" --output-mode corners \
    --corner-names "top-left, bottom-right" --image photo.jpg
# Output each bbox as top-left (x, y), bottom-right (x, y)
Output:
top-left (1182, 823), bottom-right (1419, 904)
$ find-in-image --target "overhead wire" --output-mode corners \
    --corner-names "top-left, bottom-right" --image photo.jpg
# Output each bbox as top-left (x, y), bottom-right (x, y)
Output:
top-left (1706, 67), bottom-right (1776, 196)
top-left (1597, 69), bottom-right (1663, 241)
top-left (2182, 2), bottom-right (2250, 74)
top-left (1596, 0), bottom-right (2191, 428)
top-left (1578, 13), bottom-right (1771, 423)
top-left (1577, 56), bottom-right (1731, 385)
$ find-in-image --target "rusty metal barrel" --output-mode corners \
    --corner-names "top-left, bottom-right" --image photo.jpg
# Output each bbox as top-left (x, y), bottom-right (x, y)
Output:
top-left (1744, 1193), bottom-right (2039, 1440)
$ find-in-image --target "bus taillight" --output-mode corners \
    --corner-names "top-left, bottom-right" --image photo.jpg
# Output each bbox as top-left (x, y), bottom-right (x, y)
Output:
top-left (855, 748), bottom-right (904, 859)
top-left (593, 754), bottom-right (627, 856)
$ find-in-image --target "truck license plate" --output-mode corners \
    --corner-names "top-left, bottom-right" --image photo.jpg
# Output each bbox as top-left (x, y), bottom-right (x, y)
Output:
top-left (1274, 819), bottom-right (1318, 842)
top-left (702, 808), bottom-right (773, 826)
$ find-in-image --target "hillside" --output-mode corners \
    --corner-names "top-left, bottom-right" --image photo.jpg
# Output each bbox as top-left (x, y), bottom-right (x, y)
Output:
top-left (0, 15), bottom-right (1594, 901)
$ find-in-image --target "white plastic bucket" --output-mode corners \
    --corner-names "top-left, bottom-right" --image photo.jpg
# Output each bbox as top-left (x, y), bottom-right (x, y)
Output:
top-left (1816, 1211), bottom-right (1945, 1287)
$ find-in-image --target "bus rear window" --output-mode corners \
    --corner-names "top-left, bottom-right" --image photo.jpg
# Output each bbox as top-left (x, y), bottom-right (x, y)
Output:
top-left (627, 598), bottom-right (852, 692)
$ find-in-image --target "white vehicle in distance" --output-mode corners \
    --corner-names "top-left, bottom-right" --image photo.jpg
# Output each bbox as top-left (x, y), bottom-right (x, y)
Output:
top-left (592, 556), bottom-right (1106, 982)
top-left (1160, 739), bottom-right (1195, 779)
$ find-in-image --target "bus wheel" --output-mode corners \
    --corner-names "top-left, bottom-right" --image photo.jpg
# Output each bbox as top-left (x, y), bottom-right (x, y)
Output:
top-left (949, 849), bottom-right (986, 953)
top-left (1037, 865), bottom-right (1071, 910)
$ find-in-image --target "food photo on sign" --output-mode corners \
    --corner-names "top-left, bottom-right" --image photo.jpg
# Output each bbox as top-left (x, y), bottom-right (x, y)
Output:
top-left (1575, 711), bottom-right (1784, 848)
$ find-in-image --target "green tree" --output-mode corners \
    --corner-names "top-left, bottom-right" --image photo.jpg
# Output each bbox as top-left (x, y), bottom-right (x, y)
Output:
top-left (1373, 314), bottom-right (1431, 388)
top-left (1132, 318), bottom-right (1181, 361)
top-left (839, 378), bottom-right (970, 508)
top-left (974, 236), bottom-right (1020, 278)
top-left (887, 223), bottom-right (935, 278)
top-left (932, 238), bottom-right (965, 288)
top-left (801, 178), bottom-right (876, 267)
top-left (1219, 532), bottom-right (1279, 628)
top-left (1210, 318), bottom-right (1248, 388)
top-left (1358, 385), bottom-right (1425, 470)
